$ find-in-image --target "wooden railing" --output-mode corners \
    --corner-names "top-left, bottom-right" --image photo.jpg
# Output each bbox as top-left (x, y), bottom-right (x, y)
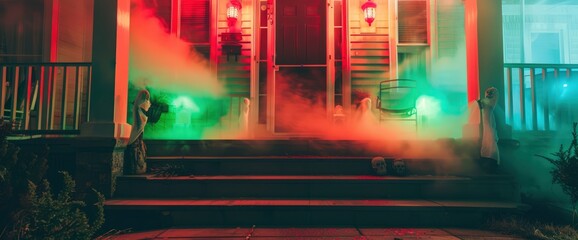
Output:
top-left (504, 63), bottom-right (578, 131)
top-left (1, 62), bottom-right (92, 135)
top-left (7, 62), bottom-right (573, 135)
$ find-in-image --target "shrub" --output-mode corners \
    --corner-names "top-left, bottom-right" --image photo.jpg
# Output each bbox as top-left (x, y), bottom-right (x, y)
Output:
top-left (538, 122), bottom-right (578, 224)
top-left (0, 119), bottom-right (104, 239)
top-left (18, 172), bottom-right (104, 240)
top-left (488, 215), bottom-right (578, 240)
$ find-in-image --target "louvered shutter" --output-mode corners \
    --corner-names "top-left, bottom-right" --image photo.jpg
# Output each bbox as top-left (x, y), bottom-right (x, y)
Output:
top-left (180, 0), bottom-right (210, 43)
top-left (398, 0), bottom-right (429, 44)
top-left (180, 0), bottom-right (210, 59)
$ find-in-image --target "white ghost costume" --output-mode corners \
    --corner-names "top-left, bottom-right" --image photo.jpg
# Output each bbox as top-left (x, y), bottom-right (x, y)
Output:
top-left (465, 88), bottom-right (502, 164)
top-left (357, 97), bottom-right (376, 125)
top-left (239, 98), bottom-right (250, 137)
top-left (125, 90), bottom-right (151, 175)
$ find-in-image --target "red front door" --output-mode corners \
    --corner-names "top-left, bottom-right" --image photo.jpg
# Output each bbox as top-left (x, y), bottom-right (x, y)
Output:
top-left (274, 0), bottom-right (327, 133)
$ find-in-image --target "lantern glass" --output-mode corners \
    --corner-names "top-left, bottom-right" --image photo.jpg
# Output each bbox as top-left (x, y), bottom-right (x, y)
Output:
top-left (227, 6), bottom-right (239, 20)
top-left (226, 0), bottom-right (242, 26)
top-left (364, 7), bottom-right (375, 20)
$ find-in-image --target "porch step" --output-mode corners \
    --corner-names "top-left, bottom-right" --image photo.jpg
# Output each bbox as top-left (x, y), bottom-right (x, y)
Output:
top-left (144, 139), bottom-right (478, 158)
top-left (104, 199), bottom-right (529, 229)
top-left (115, 175), bottom-right (519, 201)
top-left (109, 140), bottom-right (523, 230)
top-left (146, 156), bottom-right (476, 176)
top-left (145, 140), bottom-right (382, 157)
top-left (148, 156), bottom-right (376, 175)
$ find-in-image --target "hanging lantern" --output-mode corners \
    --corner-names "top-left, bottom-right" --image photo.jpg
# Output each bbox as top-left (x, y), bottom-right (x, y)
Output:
top-left (226, 0), bottom-right (242, 26)
top-left (361, 0), bottom-right (377, 26)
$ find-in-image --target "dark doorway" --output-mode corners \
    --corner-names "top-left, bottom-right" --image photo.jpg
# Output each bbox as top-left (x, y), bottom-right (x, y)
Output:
top-left (274, 0), bottom-right (327, 133)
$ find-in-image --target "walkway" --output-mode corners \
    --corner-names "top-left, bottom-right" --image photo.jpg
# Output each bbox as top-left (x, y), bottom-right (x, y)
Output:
top-left (108, 227), bottom-right (524, 239)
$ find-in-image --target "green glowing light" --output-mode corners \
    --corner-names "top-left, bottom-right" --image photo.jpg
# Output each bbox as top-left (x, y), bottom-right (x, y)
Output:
top-left (138, 93), bottom-right (231, 140)
top-left (172, 96), bottom-right (200, 112)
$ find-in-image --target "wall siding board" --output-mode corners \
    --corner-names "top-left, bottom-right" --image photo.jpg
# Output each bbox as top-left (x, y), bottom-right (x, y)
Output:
top-left (347, 0), bottom-right (390, 103)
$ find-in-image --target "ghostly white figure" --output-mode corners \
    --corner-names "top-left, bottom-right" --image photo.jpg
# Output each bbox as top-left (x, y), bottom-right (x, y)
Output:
top-left (464, 87), bottom-right (506, 171)
top-left (356, 97), bottom-right (376, 126)
top-left (125, 89), bottom-right (151, 175)
top-left (239, 98), bottom-right (250, 136)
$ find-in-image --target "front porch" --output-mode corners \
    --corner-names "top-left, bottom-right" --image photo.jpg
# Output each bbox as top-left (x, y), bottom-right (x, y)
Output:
top-left (1, 0), bottom-right (577, 236)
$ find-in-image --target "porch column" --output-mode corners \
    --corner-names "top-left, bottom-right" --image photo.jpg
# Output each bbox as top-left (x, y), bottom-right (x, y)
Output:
top-left (464, 0), bottom-right (505, 109)
top-left (82, 0), bottom-right (131, 138)
top-left (76, 0), bottom-right (131, 198)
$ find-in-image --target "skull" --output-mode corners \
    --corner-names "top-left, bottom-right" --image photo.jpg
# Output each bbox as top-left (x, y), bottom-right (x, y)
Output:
top-left (371, 156), bottom-right (387, 176)
top-left (393, 159), bottom-right (407, 176)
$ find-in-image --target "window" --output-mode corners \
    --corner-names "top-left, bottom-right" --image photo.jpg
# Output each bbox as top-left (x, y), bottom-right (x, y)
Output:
top-left (0, 1), bottom-right (44, 62)
top-left (145, 0), bottom-right (211, 59)
top-left (181, 0), bottom-right (210, 59)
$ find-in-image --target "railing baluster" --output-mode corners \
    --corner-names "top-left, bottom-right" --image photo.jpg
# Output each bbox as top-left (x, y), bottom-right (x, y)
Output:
top-left (554, 68), bottom-right (560, 129)
top-left (49, 65), bottom-right (57, 130)
top-left (518, 68), bottom-right (526, 130)
top-left (37, 66), bottom-right (45, 130)
top-left (530, 68), bottom-right (537, 130)
top-left (73, 66), bottom-right (81, 129)
top-left (11, 66), bottom-right (19, 123)
top-left (60, 66), bottom-right (68, 130)
top-left (542, 68), bottom-right (549, 131)
top-left (566, 68), bottom-right (572, 126)
top-left (24, 66), bottom-right (33, 130)
top-left (1, 66), bottom-right (6, 118)
top-left (507, 67), bottom-right (513, 125)
top-left (86, 66), bottom-right (92, 122)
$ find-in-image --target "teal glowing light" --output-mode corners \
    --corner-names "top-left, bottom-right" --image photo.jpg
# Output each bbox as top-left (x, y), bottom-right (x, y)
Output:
top-left (563, 83), bottom-right (568, 88)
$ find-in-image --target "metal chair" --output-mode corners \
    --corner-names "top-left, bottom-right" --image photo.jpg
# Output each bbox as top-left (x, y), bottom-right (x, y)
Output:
top-left (376, 79), bottom-right (418, 133)
top-left (2, 81), bottom-right (39, 130)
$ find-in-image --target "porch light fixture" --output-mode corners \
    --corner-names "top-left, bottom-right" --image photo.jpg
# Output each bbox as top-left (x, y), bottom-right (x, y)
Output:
top-left (361, 0), bottom-right (376, 26)
top-left (226, 0), bottom-right (242, 26)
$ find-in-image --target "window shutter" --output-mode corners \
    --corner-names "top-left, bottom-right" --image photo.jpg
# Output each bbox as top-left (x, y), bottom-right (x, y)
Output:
top-left (398, 0), bottom-right (429, 44)
top-left (180, 0), bottom-right (210, 44)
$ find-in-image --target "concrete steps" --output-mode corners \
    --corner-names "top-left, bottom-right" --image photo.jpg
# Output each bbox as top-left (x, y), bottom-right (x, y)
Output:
top-left (105, 140), bottom-right (526, 230)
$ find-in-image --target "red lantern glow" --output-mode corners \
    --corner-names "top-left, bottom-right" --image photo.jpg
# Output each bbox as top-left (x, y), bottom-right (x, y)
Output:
top-left (227, 0), bottom-right (242, 26)
top-left (361, 0), bottom-right (377, 26)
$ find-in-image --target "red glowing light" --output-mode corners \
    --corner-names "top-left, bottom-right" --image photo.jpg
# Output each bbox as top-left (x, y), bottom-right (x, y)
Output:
top-left (226, 0), bottom-right (242, 26)
top-left (361, 0), bottom-right (377, 26)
